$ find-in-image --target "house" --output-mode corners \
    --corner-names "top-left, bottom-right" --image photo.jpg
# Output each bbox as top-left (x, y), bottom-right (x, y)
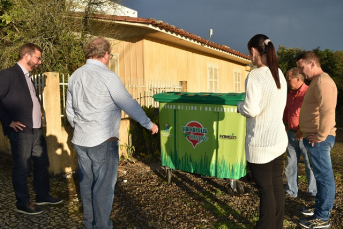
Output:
top-left (0, 13), bottom-right (253, 175)
top-left (68, 1), bottom-right (138, 17)
top-left (72, 13), bottom-right (252, 98)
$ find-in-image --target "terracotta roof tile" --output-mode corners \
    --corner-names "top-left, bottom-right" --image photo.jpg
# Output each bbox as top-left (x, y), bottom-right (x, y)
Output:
top-left (71, 13), bottom-right (249, 60)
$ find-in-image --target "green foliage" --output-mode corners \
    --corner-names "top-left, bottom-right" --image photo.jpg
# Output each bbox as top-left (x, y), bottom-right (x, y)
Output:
top-left (331, 51), bottom-right (343, 103)
top-left (312, 47), bottom-right (336, 76)
top-left (277, 45), bottom-right (305, 74)
top-left (0, 0), bottom-right (86, 74)
top-left (0, 0), bottom-right (122, 74)
top-left (129, 106), bottom-right (161, 162)
top-left (119, 142), bottom-right (135, 158)
top-left (0, 0), bottom-right (12, 27)
top-left (277, 46), bottom-right (343, 111)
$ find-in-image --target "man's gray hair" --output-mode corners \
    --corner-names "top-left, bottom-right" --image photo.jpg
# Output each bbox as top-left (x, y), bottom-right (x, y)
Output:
top-left (84, 37), bottom-right (111, 59)
top-left (286, 67), bottom-right (304, 81)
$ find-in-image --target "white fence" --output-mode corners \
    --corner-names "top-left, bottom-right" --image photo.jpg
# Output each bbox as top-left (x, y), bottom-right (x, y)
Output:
top-left (58, 74), bottom-right (182, 122)
top-left (32, 73), bottom-right (182, 125)
top-left (33, 73), bottom-right (182, 124)
top-left (121, 76), bottom-right (182, 118)
top-left (32, 74), bottom-right (46, 126)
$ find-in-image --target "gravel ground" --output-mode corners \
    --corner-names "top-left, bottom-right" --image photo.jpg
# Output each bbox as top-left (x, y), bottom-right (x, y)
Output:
top-left (0, 153), bottom-right (84, 229)
top-left (0, 130), bottom-right (342, 228)
top-left (112, 153), bottom-right (342, 229)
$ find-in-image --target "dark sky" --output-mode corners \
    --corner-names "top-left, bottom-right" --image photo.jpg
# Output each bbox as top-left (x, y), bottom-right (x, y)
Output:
top-left (121, 0), bottom-right (343, 55)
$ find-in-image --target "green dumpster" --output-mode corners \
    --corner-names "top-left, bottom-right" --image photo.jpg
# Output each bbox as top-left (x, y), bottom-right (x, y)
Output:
top-left (153, 92), bottom-right (247, 190)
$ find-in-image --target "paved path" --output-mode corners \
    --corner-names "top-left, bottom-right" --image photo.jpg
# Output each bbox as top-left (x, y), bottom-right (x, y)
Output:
top-left (0, 153), bottom-right (84, 229)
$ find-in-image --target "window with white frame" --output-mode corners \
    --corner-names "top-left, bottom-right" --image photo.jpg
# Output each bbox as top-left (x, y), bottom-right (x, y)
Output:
top-left (233, 69), bottom-right (241, 93)
top-left (207, 64), bottom-right (219, 92)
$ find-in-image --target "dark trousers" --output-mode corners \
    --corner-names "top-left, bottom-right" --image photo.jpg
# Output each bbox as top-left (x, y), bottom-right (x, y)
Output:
top-left (7, 129), bottom-right (50, 207)
top-left (248, 155), bottom-right (285, 229)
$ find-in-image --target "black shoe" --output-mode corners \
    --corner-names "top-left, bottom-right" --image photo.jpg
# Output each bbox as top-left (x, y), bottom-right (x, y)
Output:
top-left (16, 203), bottom-right (43, 215)
top-left (36, 196), bottom-right (63, 205)
top-left (299, 216), bottom-right (330, 228)
top-left (301, 206), bottom-right (315, 216)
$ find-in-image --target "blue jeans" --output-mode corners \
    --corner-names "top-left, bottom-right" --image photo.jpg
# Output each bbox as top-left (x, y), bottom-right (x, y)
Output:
top-left (303, 135), bottom-right (335, 221)
top-left (74, 141), bottom-right (119, 229)
top-left (285, 130), bottom-right (317, 197)
top-left (7, 129), bottom-right (50, 207)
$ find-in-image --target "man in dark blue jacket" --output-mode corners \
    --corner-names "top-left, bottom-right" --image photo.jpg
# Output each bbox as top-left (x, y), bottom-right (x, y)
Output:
top-left (0, 43), bottom-right (62, 215)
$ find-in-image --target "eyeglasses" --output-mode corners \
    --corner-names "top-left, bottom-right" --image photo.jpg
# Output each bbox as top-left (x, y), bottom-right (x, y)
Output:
top-left (109, 54), bottom-right (114, 60)
top-left (30, 54), bottom-right (43, 62)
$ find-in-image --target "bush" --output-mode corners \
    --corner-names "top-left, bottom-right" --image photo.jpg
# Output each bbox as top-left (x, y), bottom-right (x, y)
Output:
top-left (129, 106), bottom-right (160, 162)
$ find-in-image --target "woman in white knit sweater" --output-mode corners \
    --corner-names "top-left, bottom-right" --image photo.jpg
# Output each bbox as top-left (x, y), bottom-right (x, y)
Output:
top-left (237, 34), bottom-right (288, 229)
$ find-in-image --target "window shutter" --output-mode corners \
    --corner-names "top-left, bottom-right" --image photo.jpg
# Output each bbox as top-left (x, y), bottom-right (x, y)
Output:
top-left (233, 69), bottom-right (241, 93)
top-left (208, 64), bottom-right (219, 92)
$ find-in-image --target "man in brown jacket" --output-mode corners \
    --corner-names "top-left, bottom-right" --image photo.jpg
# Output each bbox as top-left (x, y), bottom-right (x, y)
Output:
top-left (296, 51), bottom-right (337, 229)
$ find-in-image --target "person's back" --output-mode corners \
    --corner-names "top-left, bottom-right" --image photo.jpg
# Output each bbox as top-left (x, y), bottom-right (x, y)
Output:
top-left (68, 59), bottom-right (152, 147)
top-left (243, 66), bottom-right (287, 163)
top-left (237, 34), bottom-right (287, 229)
top-left (66, 37), bottom-right (158, 229)
top-left (68, 60), bottom-right (121, 146)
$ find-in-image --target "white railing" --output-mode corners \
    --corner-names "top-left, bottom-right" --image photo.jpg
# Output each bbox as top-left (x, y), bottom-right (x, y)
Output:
top-left (32, 74), bottom-right (46, 126)
top-left (121, 76), bottom-right (182, 118)
top-left (58, 74), bottom-right (182, 122)
top-left (33, 73), bottom-right (182, 125)
top-left (60, 74), bottom-right (70, 125)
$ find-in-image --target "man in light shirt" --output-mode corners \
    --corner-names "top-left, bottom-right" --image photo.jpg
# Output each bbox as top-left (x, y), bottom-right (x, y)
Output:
top-left (0, 43), bottom-right (62, 215)
top-left (66, 37), bottom-right (158, 229)
top-left (296, 51), bottom-right (337, 229)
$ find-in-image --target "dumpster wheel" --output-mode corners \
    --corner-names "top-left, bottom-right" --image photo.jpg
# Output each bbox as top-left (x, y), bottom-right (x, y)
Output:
top-left (236, 180), bottom-right (244, 194)
top-left (226, 179), bottom-right (244, 194)
top-left (166, 168), bottom-right (172, 185)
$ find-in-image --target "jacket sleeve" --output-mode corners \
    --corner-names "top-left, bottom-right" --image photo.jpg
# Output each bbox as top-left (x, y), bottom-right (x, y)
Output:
top-left (0, 70), bottom-right (12, 127)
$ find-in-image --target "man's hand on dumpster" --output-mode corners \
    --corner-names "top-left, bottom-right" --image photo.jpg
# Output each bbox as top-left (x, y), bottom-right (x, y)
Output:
top-left (150, 123), bottom-right (159, 134)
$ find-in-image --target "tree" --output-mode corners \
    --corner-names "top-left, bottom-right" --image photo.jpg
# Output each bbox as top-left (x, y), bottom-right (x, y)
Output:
top-left (277, 45), bottom-right (304, 74)
top-left (66, 0), bottom-right (122, 38)
top-left (331, 51), bottom-right (343, 104)
top-left (277, 46), bottom-right (343, 111)
top-left (0, 0), bottom-right (86, 73)
top-left (312, 48), bottom-right (336, 77)
top-left (0, 0), bottom-right (122, 74)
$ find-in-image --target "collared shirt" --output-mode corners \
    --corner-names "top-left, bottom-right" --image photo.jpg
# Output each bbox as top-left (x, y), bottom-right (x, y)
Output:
top-left (283, 83), bottom-right (308, 130)
top-left (66, 59), bottom-right (153, 147)
top-left (17, 63), bottom-right (42, 128)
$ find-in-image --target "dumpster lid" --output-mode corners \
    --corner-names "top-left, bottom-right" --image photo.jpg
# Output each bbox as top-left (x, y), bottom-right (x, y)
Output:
top-left (153, 92), bottom-right (245, 105)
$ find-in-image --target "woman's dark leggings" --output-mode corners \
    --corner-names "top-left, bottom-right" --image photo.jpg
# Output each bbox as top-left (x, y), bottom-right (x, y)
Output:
top-left (248, 154), bottom-right (285, 229)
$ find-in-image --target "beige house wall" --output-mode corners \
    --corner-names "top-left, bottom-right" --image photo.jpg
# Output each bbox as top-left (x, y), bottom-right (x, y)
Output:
top-left (108, 37), bottom-right (249, 94)
top-left (143, 38), bottom-right (248, 93)
top-left (110, 38), bottom-right (247, 93)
